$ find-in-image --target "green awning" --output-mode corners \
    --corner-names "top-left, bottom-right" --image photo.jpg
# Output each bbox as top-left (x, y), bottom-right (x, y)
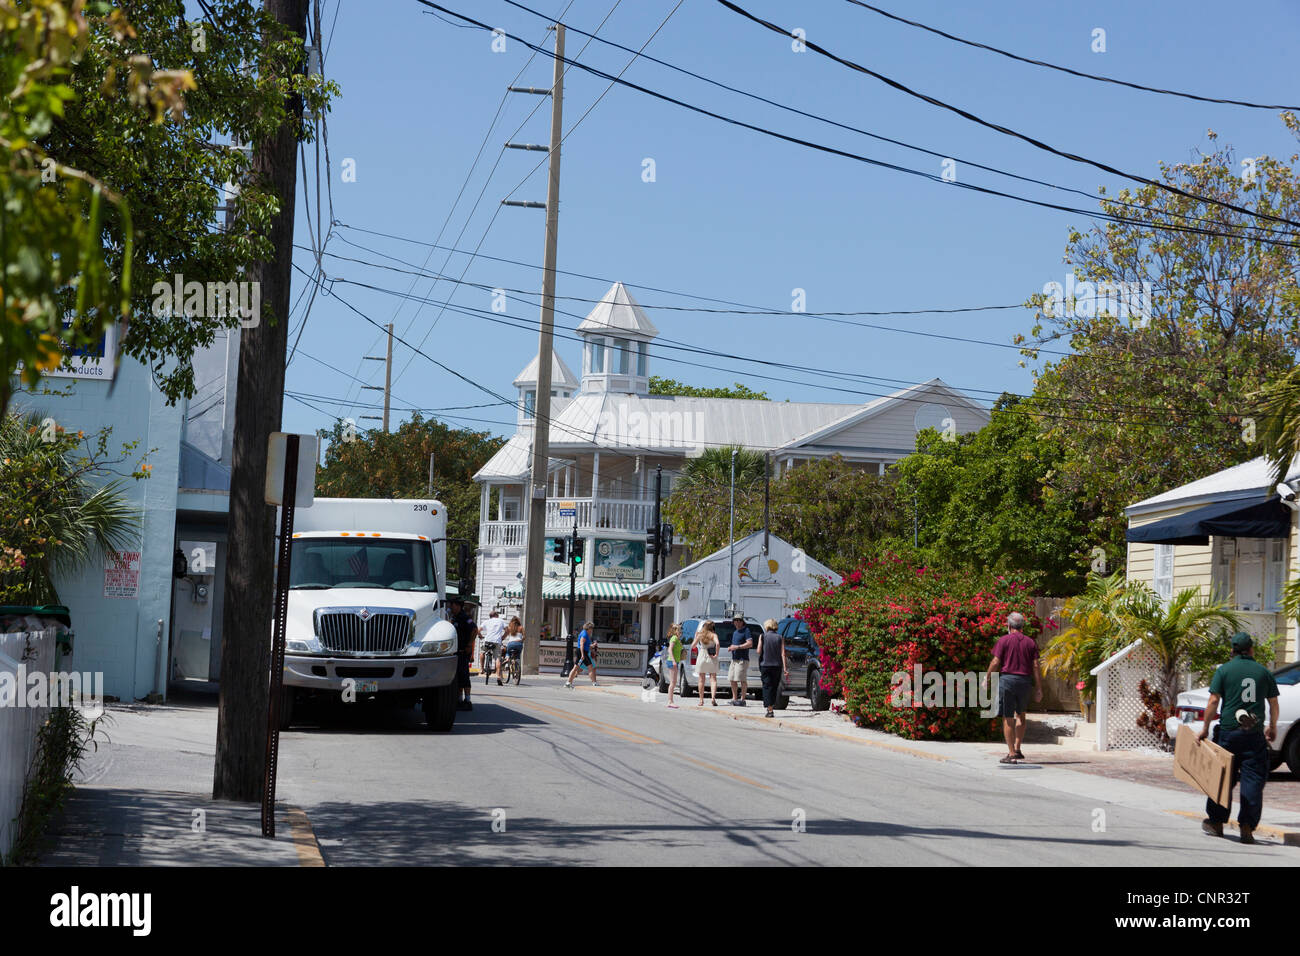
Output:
top-left (501, 579), bottom-right (645, 601)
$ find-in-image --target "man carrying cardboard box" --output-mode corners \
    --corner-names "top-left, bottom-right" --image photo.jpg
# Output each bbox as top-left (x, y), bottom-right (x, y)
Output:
top-left (1198, 632), bottom-right (1280, 845)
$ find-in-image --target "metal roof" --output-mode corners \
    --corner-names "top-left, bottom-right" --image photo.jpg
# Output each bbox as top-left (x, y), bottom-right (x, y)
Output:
top-left (1126, 454), bottom-right (1300, 517)
top-left (575, 282), bottom-right (660, 338)
top-left (512, 349), bottom-right (579, 389)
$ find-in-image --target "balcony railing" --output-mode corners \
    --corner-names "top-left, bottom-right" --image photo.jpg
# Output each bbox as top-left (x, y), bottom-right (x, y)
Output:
top-left (480, 497), bottom-right (658, 546)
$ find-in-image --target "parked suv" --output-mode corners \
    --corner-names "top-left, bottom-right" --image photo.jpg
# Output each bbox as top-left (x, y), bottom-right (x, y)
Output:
top-left (777, 617), bottom-right (832, 711)
top-left (661, 618), bottom-right (786, 705)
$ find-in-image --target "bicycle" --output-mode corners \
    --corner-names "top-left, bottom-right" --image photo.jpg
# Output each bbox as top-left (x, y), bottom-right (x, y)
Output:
top-left (502, 644), bottom-right (522, 686)
top-left (482, 643), bottom-right (500, 685)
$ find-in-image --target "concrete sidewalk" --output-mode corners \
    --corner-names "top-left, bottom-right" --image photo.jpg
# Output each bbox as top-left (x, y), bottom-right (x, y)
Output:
top-left (38, 788), bottom-right (321, 866)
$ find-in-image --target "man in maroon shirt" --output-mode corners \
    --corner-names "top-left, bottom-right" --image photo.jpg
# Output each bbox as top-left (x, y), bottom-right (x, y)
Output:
top-left (985, 612), bottom-right (1042, 763)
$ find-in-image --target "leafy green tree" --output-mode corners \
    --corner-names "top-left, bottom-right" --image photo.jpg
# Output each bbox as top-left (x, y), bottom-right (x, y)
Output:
top-left (648, 377), bottom-right (769, 400)
top-left (38, 0), bottom-right (337, 403)
top-left (665, 452), bottom-right (901, 570)
top-left (0, 0), bottom-right (153, 416)
top-left (1020, 127), bottom-right (1300, 562)
top-left (316, 414), bottom-right (505, 570)
top-left (891, 396), bottom-right (1093, 594)
top-left (0, 412), bottom-right (144, 604)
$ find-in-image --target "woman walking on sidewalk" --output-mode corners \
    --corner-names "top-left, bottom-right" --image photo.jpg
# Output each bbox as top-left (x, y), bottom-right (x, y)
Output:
top-left (757, 618), bottom-right (786, 718)
top-left (692, 621), bottom-right (720, 706)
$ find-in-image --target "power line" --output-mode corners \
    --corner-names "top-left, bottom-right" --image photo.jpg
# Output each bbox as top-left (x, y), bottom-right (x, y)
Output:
top-left (320, 232), bottom-right (1283, 409)
top-left (390, 0), bottom-right (632, 392)
top-left (416, 2), bottom-right (1300, 248)
top-left (841, 0), bottom-right (1300, 112)
top-left (716, 0), bottom-right (1300, 232)
top-left (497, 0), bottom-right (1287, 241)
top-left (318, 268), bottom-right (1251, 428)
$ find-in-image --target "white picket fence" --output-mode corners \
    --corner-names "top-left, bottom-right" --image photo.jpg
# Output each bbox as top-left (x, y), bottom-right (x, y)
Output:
top-left (0, 627), bottom-right (57, 859)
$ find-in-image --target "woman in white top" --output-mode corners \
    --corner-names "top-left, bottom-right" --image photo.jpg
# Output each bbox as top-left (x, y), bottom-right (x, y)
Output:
top-left (691, 621), bottom-right (721, 707)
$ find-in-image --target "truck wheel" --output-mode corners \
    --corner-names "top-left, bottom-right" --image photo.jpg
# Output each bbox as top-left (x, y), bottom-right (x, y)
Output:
top-left (424, 683), bottom-right (458, 732)
top-left (809, 672), bottom-right (831, 712)
top-left (774, 692), bottom-right (789, 711)
top-left (681, 670), bottom-right (695, 697)
top-left (657, 670), bottom-right (669, 694)
top-left (277, 687), bottom-right (296, 731)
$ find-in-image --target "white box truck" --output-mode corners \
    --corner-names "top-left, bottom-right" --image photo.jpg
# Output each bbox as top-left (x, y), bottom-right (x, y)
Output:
top-left (278, 498), bottom-right (460, 731)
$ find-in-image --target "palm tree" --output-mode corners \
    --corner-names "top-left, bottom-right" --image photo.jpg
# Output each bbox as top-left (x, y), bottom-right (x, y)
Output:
top-left (1043, 571), bottom-right (1128, 702)
top-left (1250, 361), bottom-right (1300, 483)
top-left (1117, 583), bottom-right (1241, 714)
top-left (671, 446), bottom-right (767, 496)
top-left (0, 413), bottom-right (139, 604)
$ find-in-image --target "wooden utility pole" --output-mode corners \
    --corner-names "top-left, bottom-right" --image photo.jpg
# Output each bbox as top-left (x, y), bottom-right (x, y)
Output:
top-left (213, 0), bottom-right (309, 803)
top-left (515, 24), bottom-right (564, 675)
top-left (361, 322), bottom-right (392, 432)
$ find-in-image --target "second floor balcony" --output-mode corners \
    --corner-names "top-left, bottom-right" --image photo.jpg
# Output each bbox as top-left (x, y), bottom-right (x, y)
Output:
top-left (480, 495), bottom-right (660, 547)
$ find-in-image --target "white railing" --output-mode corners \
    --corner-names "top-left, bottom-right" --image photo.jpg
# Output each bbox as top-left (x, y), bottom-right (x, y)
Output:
top-left (0, 627), bottom-right (57, 858)
top-left (480, 497), bottom-right (659, 546)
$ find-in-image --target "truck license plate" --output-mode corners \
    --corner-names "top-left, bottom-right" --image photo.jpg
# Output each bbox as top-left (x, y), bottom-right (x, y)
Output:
top-left (357, 680), bottom-right (379, 694)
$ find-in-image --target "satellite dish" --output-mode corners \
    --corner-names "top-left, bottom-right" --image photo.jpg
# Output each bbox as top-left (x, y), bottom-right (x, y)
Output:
top-left (913, 403), bottom-right (952, 435)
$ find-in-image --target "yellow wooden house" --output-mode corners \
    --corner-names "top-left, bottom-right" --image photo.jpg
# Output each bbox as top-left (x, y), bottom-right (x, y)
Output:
top-left (1125, 455), bottom-right (1298, 663)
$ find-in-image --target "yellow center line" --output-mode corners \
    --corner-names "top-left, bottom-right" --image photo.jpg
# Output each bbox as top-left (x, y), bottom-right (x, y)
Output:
top-left (508, 696), bottom-right (663, 745)
top-left (679, 755), bottom-right (772, 790)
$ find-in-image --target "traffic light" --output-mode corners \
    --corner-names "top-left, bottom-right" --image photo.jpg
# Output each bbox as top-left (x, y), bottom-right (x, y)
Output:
top-left (551, 537), bottom-right (567, 563)
top-left (570, 536), bottom-right (584, 566)
top-left (660, 522), bottom-right (673, 556)
top-left (645, 525), bottom-right (659, 555)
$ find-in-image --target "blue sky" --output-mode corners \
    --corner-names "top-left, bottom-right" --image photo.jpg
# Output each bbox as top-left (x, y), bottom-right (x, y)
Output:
top-left (280, 0), bottom-right (1300, 442)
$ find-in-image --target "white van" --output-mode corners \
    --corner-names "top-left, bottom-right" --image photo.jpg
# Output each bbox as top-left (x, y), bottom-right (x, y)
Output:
top-left (278, 498), bottom-right (460, 730)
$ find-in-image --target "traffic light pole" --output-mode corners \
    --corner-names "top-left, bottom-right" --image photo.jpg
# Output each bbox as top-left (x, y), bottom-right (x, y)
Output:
top-left (649, 466), bottom-right (662, 663)
top-left (564, 518), bottom-right (578, 674)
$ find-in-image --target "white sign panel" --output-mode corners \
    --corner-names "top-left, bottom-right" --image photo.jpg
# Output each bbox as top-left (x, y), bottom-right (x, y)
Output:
top-left (264, 432), bottom-right (317, 507)
top-left (103, 549), bottom-right (141, 598)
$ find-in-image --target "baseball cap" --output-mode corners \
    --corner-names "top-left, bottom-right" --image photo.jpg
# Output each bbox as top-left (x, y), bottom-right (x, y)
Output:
top-left (1230, 631), bottom-right (1253, 652)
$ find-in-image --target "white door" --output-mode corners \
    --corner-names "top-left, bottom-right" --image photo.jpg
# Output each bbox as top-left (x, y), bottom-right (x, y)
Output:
top-left (1236, 539), bottom-right (1265, 611)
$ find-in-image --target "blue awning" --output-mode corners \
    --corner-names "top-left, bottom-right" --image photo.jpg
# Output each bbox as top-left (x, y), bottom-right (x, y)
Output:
top-left (1126, 495), bottom-right (1291, 546)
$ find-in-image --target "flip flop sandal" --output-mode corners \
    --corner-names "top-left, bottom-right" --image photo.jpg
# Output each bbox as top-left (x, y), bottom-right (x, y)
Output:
top-left (999, 755), bottom-right (1019, 764)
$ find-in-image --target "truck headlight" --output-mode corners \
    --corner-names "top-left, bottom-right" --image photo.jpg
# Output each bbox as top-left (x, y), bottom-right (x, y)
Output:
top-left (420, 638), bottom-right (455, 655)
top-left (287, 637), bottom-right (322, 654)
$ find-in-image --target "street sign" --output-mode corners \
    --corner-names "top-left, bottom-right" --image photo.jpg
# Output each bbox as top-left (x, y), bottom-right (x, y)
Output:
top-left (559, 500), bottom-right (576, 517)
top-left (265, 432), bottom-right (317, 507)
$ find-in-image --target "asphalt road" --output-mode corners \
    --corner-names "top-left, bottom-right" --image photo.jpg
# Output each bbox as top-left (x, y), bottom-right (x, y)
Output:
top-left (267, 677), bottom-right (1297, 866)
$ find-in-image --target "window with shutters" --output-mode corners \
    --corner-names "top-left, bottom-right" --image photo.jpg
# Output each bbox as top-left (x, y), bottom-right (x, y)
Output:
top-left (1153, 544), bottom-right (1174, 602)
top-left (1266, 538), bottom-right (1287, 612)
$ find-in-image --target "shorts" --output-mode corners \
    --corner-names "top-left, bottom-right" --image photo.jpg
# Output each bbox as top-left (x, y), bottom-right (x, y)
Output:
top-left (505, 641), bottom-right (523, 659)
top-left (728, 660), bottom-right (749, 683)
top-left (997, 674), bottom-right (1031, 717)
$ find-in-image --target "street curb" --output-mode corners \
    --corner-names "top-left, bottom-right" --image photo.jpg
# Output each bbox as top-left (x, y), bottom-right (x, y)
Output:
top-left (586, 682), bottom-right (948, 762)
top-left (1166, 809), bottom-right (1300, 847)
top-left (286, 805), bottom-right (325, 867)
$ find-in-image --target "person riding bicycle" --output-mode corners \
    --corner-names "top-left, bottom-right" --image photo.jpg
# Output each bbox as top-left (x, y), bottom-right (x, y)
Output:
top-left (479, 610), bottom-right (506, 671)
top-left (495, 616), bottom-right (525, 685)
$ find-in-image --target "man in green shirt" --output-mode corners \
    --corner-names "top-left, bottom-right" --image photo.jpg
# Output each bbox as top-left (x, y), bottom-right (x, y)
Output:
top-left (1198, 632), bottom-right (1280, 845)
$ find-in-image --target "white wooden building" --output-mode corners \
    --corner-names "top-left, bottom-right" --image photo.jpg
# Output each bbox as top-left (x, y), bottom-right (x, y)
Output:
top-left (473, 281), bottom-right (990, 670)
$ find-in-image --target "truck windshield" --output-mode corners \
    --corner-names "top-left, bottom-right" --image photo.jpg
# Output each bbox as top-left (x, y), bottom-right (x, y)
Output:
top-left (289, 538), bottom-right (437, 592)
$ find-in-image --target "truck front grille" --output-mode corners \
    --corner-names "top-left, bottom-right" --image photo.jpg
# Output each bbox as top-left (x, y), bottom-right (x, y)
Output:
top-left (314, 608), bottom-right (414, 655)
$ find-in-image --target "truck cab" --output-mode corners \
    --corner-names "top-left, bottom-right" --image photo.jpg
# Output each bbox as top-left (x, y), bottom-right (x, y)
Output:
top-left (279, 498), bottom-right (461, 731)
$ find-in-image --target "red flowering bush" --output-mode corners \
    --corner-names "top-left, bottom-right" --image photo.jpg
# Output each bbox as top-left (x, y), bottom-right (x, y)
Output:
top-left (796, 554), bottom-right (1039, 741)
